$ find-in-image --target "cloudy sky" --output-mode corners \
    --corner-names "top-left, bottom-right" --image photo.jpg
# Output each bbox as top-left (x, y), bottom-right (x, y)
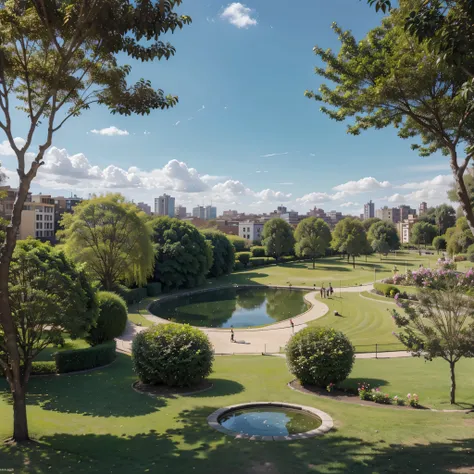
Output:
top-left (0, 0), bottom-right (455, 215)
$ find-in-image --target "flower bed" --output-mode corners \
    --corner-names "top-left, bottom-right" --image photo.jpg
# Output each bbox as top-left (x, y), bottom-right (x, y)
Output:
top-left (357, 382), bottom-right (419, 407)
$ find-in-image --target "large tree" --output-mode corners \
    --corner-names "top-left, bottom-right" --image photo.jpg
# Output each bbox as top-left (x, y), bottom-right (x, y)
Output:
top-left (446, 216), bottom-right (474, 254)
top-left (294, 217), bottom-right (332, 269)
top-left (367, 220), bottom-right (400, 253)
top-left (332, 218), bottom-right (369, 268)
top-left (60, 194), bottom-right (155, 291)
top-left (202, 230), bottom-right (235, 278)
top-left (435, 204), bottom-right (456, 235)
top-left (306, 1), bottom-right (474, 236)
top-left (262, 218), bottom-right (295, 261)
top-left (362, 217), bottom-right (381, 232)
top-left (1, 239), bottom-right (98, 437)
top-left (0, 0), bottom-right (190, 441)
top-left (151, 217), bottom-right (213, 290)
top-left (392, 286), bottom-right (474, 404)
top-left (410, 221), bottom-right (438, 249)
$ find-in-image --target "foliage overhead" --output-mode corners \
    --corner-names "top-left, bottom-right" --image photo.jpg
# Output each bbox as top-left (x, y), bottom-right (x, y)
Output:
top-left (151, 217), bottom-right (212, 290)
top-left (1, 239), bottom-right (98, 383)
top-left (262, 218), bottom-right (295, 260)
top-left (294, 217), bottom-right (332, 268)
top-left (307, 1), bottom-right (474, 234)
top-left (60, 194), bottom-right (155, 291)
top-left (392, 286), bottom-right (474, 404)
top-left (132, 323), bottom-right (214, 387)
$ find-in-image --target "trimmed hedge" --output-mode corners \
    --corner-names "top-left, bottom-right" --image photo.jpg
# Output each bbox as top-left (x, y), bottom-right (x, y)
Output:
top-left (132, 324), bottom-right (214, 387)
top-left (250, 257), bottom-right (275, 267)
top-left (251, 246), bottom-right (266, 257)
top-left (88, 292), bottom-right (128, 345)
top-left (233, 261), bottom-right (245, 272)
top-left (374, 282), bottom-right (400, 297)
top-left (227, 235), bottom-right (248, 252)
top-left (55, 341), bottom-right (116, 374)
top-left (236, 252), bottom-right (251, 266)
top-left (31, 361), bottom-right (57, 375)
top-left (115, 285), bottom-right (147, 305)
top-left (146, 282), bottom-right (162, 297)
top-left (286, 327), bottom-right (355, 387)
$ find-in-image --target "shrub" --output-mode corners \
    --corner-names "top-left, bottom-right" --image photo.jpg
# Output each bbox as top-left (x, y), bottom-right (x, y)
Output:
top-left (236, 252), bottom-right (251, 266)
top-left (233, 261), bottom-right (245, 272)
top-left (202, 230), bottom-right (235, 278)
top-left (227, 235), bottom-right (248, 252)
top-left (55, 341), bottom-right (116, 373)
top-left (393, 395), bottom-right (405, 406)
top-left (250, 257), bottom-right (265, 266)
top-left (467, 244), bottom-right (474, 262)
top-left (407, 393), bottom-right (420, 408)
top-left (146, 282), bottom-right (162, 297)
top-left (87, 292), bottom-right (128, 345)
top-left (115, 284), bottom-right (147, 304)
top-left (132, 324), bottom-right (214, 387)
top-left (372, 389), bottom-right (391, 404)
top-left (31, 361), bottom-right (57, 375)
top-left (455, 255), bottom-right (467, 262)
top-left (286, 327), bottom-right (355, 387)
top-left (251, 246), bottom-right (266, 257)
top-left (358, 382), bottom-right (373, 400)
top-left (374, 282), bottom-right (400, 297)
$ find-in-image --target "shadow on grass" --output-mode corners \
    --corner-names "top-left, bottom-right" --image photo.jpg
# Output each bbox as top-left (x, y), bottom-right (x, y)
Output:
top-left (1, 406), bottom-right (474, 474)
top-left (189, 379), bottom-right (244, 399)
top-left (339, 378), bottom-right (390, 392)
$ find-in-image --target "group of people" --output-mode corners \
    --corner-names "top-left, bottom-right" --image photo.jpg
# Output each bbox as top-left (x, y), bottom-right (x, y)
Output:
top-left (320, 283), bottom-right (334, 298)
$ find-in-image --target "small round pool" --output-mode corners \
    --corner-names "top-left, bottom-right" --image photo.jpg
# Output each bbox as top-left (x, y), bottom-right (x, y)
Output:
top-left (149, 287), bottom-right (309, 328)
top-left (207, 403), bottom-right (333, 441)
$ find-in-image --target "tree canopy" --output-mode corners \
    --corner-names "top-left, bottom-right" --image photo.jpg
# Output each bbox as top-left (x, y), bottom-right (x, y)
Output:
top-left (294, 217), bottom-right (332, 268)
top-left (1, 239), bottom-right (98, 384)
top-left (307, 1), bottom-right (474, 234)
top-left (362, 217), bottom-right (381, 232)
top-left (262, 218), bottom-right (295, 260)
top-left (435, 204), bottom-right (456, 235)
top-left (410, 222), bottom-right (438, 248)
top-left (332, 218), bottom-right (369, 268)
top-left (151, 217), bottom-right (213, 290)
top-left (392, 286), bottom-right (474, 404)
top-left (60, 194), bottom-right (155, 291)
top-left (446, 216), bottom-right (474, 254)
top-left (367, 220), bottom-right (400, 253)
top-left (202, 230), bottom-right (235, 278)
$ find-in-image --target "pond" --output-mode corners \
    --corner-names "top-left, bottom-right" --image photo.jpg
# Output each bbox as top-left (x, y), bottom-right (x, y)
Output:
top-left (218, 406), bottom-right (322, 437)
top-left (149, 287), bottom-right (309, 328)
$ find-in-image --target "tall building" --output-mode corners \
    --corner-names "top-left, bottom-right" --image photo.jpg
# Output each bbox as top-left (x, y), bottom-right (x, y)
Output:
top-left (223, 209), bottom-right (238, 218)
top-left (205, 205), bottom-right (217, 220)
top-left (363, 200), bottom-right (375, 220)
top-left (137, 202), bottom-right (151, 215)
top-left (397, 214), bottom-right (418, 244)
top-left (398, 205), bottom-right (416, 223)
top-left (276, 205), bottom-right (287, 214)
top-left (376, 206), bottom-right (396, 222)
top-left (239, 221), bottom-right (264, 243)
top-left (192, 206), bottom-right (206, 219)
top-left (281, 211), bottom-right (300, 226)
top-left (25, 194), bottom-right (55, 240)
top-left (419, 202), bottom-right (428, 215)
top-left (327, 210), bottom-right (343, 225)
top-left (175, 205), bottom-right (187, 219)
top-left (307, 207), bottom-right (327, 219)
top-left (155, 194), bottom-right (175, 217)
top-left (54, 195), bottom-right (83, 231)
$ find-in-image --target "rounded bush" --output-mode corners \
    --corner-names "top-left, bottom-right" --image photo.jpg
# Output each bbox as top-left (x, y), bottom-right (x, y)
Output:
top-left (132, 323), bottom-right (214, 387)
top-left (251, 246), bottom-right (266, 257)
top-left (467, 244), bottom-right (474, 262)
top-left (87, 291), bottom-right (128, 345)
top-left (286, 327), bottom-right (355, 387)
top-left (237, 252), bottom-right (251, 266)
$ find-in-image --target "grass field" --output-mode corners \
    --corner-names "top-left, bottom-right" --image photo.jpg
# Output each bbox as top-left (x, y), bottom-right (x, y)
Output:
top-left (1, 354), bottom-right (473, 474)
top-left (308, 293), bottom-right (403, 351)
top-left (35, 338), bottom-right (90, 362)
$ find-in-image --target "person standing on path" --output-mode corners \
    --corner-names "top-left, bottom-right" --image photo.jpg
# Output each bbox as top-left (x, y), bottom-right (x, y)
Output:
top-left (290, 319), bottom-right (294, 333)
top-left (320, 286), bottom-right (323, 298)
top-left (230, 327), bottom-right (235, 343)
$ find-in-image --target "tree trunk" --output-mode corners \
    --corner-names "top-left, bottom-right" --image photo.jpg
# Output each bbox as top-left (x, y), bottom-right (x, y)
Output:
top-left (449, 361), bottom-right (456, 405)
top-left (451, 152), bottom-right (474, 236)
top-left (312, 258), bottom-right (315, 269)
top-left (352, 255), bottom-right (355, 269)
top-left (0, 175), bottom-right (33, 441)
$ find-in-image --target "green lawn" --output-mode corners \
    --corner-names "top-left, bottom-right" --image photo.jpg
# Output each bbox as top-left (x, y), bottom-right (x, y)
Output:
top-left (128, 299), bottom-right (155, 327)
top-left (309, 293), bottom-right (403, 352)
top-left (35, 338), bottom-right (90, 362)
top-left (1, 354), bottom-right (473, 474)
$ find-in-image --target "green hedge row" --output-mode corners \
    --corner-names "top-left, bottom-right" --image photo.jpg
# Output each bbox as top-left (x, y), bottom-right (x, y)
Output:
top-left (249, 257), bottom-right (275, 266)
top-left (146, 282), bottom-right (162, 297)
top-left (115, 285), bottom-right (148, 304)
top-left (373, 282), bottom-right (400, 297)
top-left (55, 341), bottom-right (116, 374)
top-left (250, 246), bottom-right (265, 257)
top-left (31, 361), bottom-right (57, 375)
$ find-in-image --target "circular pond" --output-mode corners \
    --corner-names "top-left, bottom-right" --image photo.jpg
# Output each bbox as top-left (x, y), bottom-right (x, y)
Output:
top-left (208, 403), bottom-right (333, 441)
top-left (149, 287), bottom-right (309, 328)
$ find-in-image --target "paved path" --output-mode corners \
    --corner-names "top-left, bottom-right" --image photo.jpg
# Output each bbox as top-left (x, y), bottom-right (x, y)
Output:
top-left (115, 282), bottom-right (411, 359)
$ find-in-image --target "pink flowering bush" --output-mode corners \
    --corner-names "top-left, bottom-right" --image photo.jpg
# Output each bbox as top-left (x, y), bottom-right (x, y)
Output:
top-left (437, 258), bottom-right (456, 271)
top-left (407, 393), bottom-right (420, 407)
top-left (358, 382), bottom-right (372, 400)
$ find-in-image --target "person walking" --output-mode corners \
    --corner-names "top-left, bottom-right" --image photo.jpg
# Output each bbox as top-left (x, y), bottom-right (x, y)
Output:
top-left (290, 319), bottom-right (294, 333)
top-left (319, 286), bottom-right (323, 298)
top-left (230, 326), bottom-right (235, 343)
top-left (329, 283), bottom-right (334, 297)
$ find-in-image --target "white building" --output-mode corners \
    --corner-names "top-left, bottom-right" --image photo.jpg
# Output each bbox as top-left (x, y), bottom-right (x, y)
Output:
top-left (239, 221), bottom-right (264, 243)
top-left (155, 194), bottom-right (175, 217)
top-left (175, 205), bottom-right (187, 219)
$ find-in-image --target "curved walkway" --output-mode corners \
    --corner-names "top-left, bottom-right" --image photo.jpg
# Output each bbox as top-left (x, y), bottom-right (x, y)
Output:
top-left (116, 283), bottom-right (412, 358)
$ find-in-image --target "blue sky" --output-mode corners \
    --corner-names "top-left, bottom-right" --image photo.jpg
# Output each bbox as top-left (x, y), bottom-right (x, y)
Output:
top-left (0, 0), bottom-right (453, 215)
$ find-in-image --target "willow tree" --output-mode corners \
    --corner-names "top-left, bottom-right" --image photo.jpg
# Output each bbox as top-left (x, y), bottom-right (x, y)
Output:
top-left (60, 195), bottom-right (155, 290)
top-left (0, 0), bottom-right (191, 442)
top-left (306, 1), bottom-right (474, 235)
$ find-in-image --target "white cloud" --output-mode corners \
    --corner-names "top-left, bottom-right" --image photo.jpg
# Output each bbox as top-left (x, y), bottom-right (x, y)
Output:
top-left (197, 105), bottom-right (205, 112)
top-left (221, 3), bottom-right (257, 28)
top-left (175, 121), bottom-right (181, 126)
top-left (260, 152), bottom-right (288, 158)
top-left (398, 174), bottom-right (453, 189)
top-left (333, 177), bottom-right (391, 194)
top-left (255, 189), bottom-right (292, 202)
top-left (0, 137), bottom-right (27, 156)
top-left (90, 126), bottom-right (129, 136)
top-left (297, 191), bottom-right (346, 205)
top-left (144, 131), bottom-right (151, 135)
top-left (387, 193), bottom-right (406, 203)
top-left (340, 201), bottom-right (360, 208)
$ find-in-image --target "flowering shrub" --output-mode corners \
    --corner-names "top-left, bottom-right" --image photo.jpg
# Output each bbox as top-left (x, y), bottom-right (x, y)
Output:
top-left (437, 258), bottom-right (457, 270)
top-left (372, 389), bottom-right (391, 404)
top-left (393, 395), bottom-right (405, 406)
top-left (407, 393), bottom-right (420, 408)
top-left (358, 382), bottom-right (372, 401)
top-left (326, 382), bottom-right (335, 393)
